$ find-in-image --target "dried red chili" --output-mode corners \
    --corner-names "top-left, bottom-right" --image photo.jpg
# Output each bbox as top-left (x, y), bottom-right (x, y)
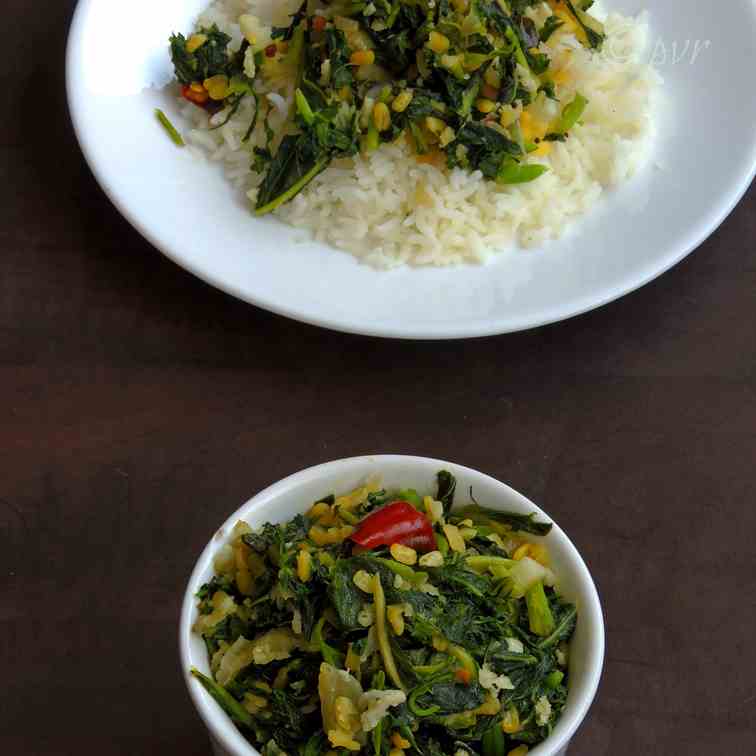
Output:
top-left (350, 501), bottom-right (436, 552)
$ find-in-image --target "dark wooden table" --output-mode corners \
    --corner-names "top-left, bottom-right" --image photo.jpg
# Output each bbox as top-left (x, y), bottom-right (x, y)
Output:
top-left (3, 3), bottom-right (756, 755)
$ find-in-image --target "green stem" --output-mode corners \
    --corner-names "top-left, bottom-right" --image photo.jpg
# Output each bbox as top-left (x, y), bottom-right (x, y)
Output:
top-left (466, 555), bottom-right (515, 574)
top-left (493, 652), bottom-right (538, 665)
top-left (373, 557), bottom-right (428, 586)
top-left (155, 109), bottom-right (184, 146)
top-left (255, 157), bottom-right (330, 216)
top-left (537, 605), bottom-right (577, 649)
top-left (363, 118), bottom-right (380, 152)
top-left (413, 659), bottom-right (453, 676)
top-left (434, 531), bottom-right (449, 556)
top-left (564, 0), bottom-right (606, 49)
top-left (312, 617), bottom-right (345, 667)
top-left (406, 672), bottom-right (453, 717)
top-left (190, 668), bottom-right (254, 729)
top-left (482, 723), bottom-right (506, 756)
top-left (373, 573), bottom-right (405, 690)
top-left (505, 27), bottom-right (528, 70)
top-left (295, 88), bottom-right (315, 125)
top-left (242, 91), bottom-right (260, 143)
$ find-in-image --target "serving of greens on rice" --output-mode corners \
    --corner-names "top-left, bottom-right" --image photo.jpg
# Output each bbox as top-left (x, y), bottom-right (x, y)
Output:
top-left (164, 0), bottom-right (658, 267)
top-left (170, 0), bottom-right (604, 213)
top-left (191, 471), bottom-right (577, 756)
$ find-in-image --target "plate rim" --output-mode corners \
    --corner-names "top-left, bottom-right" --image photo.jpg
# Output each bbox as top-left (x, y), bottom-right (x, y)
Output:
top-left (65, 0), bottom-right (756, 340)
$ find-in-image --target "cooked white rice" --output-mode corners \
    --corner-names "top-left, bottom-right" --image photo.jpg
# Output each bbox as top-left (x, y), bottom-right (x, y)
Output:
top-left (179, 0), bottom-right (661, 268)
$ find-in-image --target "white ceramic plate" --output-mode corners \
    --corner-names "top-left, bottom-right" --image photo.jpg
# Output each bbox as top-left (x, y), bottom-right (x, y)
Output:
top-left (67, 1), bottom-right (756, 339)
top-left (179, 456), bottom-right (604, 756)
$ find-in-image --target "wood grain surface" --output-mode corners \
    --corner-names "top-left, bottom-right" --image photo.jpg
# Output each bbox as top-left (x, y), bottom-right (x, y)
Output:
top-left (2, 3), bottom-right (755, 754)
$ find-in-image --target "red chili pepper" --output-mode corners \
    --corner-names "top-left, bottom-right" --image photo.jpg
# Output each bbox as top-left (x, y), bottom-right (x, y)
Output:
top-left (264, 43), bottom-right (277, 58)
top-left (181, 84), bottom-right (209, 106)
top-left (454, 668), bottom-right (472, 685)
top-left (350, 501), bottom-right (436, 552)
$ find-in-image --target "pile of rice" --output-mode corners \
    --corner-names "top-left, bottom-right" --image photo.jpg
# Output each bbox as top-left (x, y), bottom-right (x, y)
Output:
top-left (179, 0), bottom-right (661, 268)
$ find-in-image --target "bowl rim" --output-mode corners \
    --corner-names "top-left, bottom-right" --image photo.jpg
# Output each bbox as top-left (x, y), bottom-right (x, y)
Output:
top-left (65, 0), bottom-right (756, 340)
top-left (178, 455), bottom-right (605, 756)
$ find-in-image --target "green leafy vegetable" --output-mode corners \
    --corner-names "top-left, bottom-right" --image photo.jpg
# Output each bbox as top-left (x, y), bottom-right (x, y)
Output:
top-left (191, 668), bottom-right (255, 729)
top-left (415, 681), bottom-right (486, 715)
top-left (325, 28), bottom-right (354, 90)
top-left (482, 723), bottom-right (506, 756)
top-left (537, 599), bottom-right (577, 649)
top-left (313, 617), bottom-right (346, 667)
top-left (457, 503), bottom-right (554, 535)
top-left (254, 134), bottom-right (330, 215)
top-left (189, 470), bottom-right (576, 755)
top-left (303, 732), bottom-right (326, 756)
top-left (167, 0), bottom-right (612, 213)
top-left (540, 15), bottom-right (565, 43)
top-left (449, 122), bottom-right (522, 180)
top-left (254, 95), bottom-right (360, 214)
top-left (329, 559), bottom-right (366, 628)
top-left (537, 79), bottom-right (559, 101)
top-left (169, 25), bottom-right (233, 85)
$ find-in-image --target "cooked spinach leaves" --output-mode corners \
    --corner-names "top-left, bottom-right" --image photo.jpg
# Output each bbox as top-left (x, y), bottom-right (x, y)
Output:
top-left (170, 25), bottom-right (234, 85)
top-left (191, 471), bottom-right (577, 755)
top-left (169, 0), bottom-right (606, 211)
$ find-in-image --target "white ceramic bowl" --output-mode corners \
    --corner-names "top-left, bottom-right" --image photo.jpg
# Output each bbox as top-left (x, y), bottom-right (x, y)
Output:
top-left (179, 455), bottom-right (605, 756)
